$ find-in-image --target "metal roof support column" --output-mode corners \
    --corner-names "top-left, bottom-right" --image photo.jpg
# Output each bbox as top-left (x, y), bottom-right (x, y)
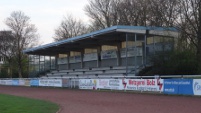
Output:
top-left (67, 52), bottom-right (70, 70)
top-left (55, 54), bottom-right (59, 71)
top-left (134, 33), bottom-right (137, 75)
top-left (116, 42), bottom-right (122, 66)
top-left (39, 55), bottom-right (41, 75)
top-left (80, 50), bottom-right (84, 69)
top-left (126, 33), bottom-right (128, 76)
top-left (49, 56), bottom-right (51, 70)
top-left (144, 30), bottom-right (148, 66)
top-left (97, 46), bottom-right (101, 68)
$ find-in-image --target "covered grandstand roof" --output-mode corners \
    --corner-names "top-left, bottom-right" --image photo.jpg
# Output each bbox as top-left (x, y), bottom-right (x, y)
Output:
top-left (23, 25), bottom-right (178, 55)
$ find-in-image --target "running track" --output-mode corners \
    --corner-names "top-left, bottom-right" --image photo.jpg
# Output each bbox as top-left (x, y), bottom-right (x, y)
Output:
top-left (0, 86), bottom-right (200, 113)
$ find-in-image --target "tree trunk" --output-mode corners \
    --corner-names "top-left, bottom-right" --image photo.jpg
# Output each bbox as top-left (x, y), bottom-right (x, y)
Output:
top-left (18, 53), bottom-right (23, 78)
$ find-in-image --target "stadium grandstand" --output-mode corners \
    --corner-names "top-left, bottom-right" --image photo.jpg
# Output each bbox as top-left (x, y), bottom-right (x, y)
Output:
top-left (23, 25), bottom-right (178, 78)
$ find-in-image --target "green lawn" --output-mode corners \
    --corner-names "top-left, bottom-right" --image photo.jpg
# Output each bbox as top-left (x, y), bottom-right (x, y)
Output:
top-left (0, 94), bottom-right (59, 113)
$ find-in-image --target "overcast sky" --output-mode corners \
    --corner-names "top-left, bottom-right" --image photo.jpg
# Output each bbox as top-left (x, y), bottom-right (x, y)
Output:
top-left (0, 0), bottom-right (89, 45)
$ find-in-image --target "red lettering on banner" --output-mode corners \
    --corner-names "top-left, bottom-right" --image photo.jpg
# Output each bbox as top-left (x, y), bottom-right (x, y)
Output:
top-left (129, 80), bottom-right (145, 86)
top-left (147, 79), bottom-right (155, 86)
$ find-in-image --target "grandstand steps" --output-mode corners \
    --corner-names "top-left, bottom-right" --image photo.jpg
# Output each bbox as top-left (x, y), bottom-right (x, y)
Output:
top-left (43, 66), bottom-right (141, 78)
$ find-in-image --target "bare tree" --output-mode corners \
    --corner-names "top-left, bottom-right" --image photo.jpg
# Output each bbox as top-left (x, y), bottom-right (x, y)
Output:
top-left (0, 31), bottom-right (16, 78)
top-left (54, 15), bottom-right (88, 41)
top-left (147, 0), bottom-right (178, 27)
top-left (85, 0), bottom-right (179, 29)
top-left (175, 0), bottom-right (201, 70)
top-left (5, 11), bottom-right (39, 78)
top-left (85, 0), bottom-right (121, 30)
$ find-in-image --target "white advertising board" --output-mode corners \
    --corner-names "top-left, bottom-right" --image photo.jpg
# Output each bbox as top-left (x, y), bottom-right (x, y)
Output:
top-left (39, 79), bottom-right (49, 86)
top-left (193, 79), bottom-right (201, 96)
top-left (101, 50), bottom-right (117, 59)
top-left (39, 79), bottom-right (62, 87)
top-left (75, 56), bottom-right (81, 63)
top-left (0, 80), bottom-right (4, 85)
top-left (121, 47), bottom-right (143, 58)
top-left (123, 79), bottom-right (163, 92)
top-left (69, 56), bottom-right (81, 63)
top-left (69, 57), bottom-right (75, 63)
top-left (97, 79), bottom-right (123, 90)
top-left (19, 79), bottom-right (25, 86)
top-left (62, 79), bottom-right (69, 87)
top-left (83, 53), bottom-right (98, 61)
top-left (5, 80), bottom-right (12, 85)
top-left (58, 57), bottom-right (68, 64)
top-left (53, 79), bottom-right (62, 87)
top-left (79, 79), bottom-right (97, 89)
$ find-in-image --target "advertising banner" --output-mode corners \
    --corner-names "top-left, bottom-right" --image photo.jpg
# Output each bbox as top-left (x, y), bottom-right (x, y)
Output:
top-left (46, 79), bottom-right (55, 86)
top-left (39, 79), bottom-right (49, 86)
top-left (123, 79), bottom-right (163, 92)
top-left (163, 79), bottom-right (179, 94)
top-left (101, 50), bottom-right (117, 59)
top-left (12, 80), bottom-right (19, 86)
top-left (39, 79), bottom-right (62, 87)
top-left (193, 79), bottom-right (201, 96)
top-left (163, 79), bottom-right (193, 95)
top-left (5, 80), bottom-right (12, 85)
top-left (178, 79), bottom-right (193, 95)
top-left (58, 57), bottom-right (68, 64)
top-left (69, 57), bottom-right (75, 63)
top-left (97, 79), bottom-right (123, 90)
top-left (69, 56), bottom-right (81, 63)
top-left (75, 56), bottom-right (81, 63)
top-left (19, 79), bottom-right (25, 86)
top-left (79, 79), bottom-right (97, 89)
top-left (53, 79), bottom-right (62, 87)
top-left (121, 47), bottom-right (143, 58)
top-left (48, 79), bottom-right (62, 87)
top-left (62, 79), bottom-right (69, 87)
top-left (24, 79), bottom-right (30, 86)
top-left (83, 53), bottom-right (98, 61)
top-left (30, 79), bottom-right (39, 86)
top-left (1, 80), bottom-right (6, 85)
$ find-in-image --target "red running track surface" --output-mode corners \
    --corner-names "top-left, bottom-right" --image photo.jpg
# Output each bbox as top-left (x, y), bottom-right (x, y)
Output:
top-left (0, 86), bottom-right (200, 113)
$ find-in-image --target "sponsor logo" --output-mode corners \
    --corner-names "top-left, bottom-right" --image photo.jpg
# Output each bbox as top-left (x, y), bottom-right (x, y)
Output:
top-left (194, 82), bottom-right (201, 91)
top-left (193, 80), bottom-right (201, 95)
top-left (99, 80), bottom-right (108, 86)
top-left (157, 79), bottom-right (163, 91)
top-left (122, 79), bottom-right (127, 88)
top-left (79, 80), bottom-right (95, 86)
top-left (79, 79), bottom-right (97, 90)
top-left (109, 80), bottom-right (119, 86)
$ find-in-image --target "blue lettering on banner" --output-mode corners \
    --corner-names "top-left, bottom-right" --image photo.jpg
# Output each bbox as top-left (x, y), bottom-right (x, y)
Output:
top-left (163, 79), bottom-right (193, 95)
top-left (30, 79), bottom-right (39, 86)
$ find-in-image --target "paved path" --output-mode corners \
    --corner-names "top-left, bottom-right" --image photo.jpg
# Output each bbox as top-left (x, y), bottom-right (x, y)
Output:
top-left (0, 86), bottom-right (201, 113)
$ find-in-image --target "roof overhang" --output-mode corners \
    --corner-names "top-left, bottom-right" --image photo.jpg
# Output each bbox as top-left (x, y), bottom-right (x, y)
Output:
top-left (23, 25), bottom-right (179, 55)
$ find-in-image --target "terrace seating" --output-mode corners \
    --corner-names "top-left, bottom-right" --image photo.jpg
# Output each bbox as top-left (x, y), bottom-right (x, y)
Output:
top-left (42, 66), bottom-right (140, 79)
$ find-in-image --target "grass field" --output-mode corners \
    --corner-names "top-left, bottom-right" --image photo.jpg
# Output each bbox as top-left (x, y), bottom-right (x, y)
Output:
top-left (0, 94), bottom-right (59, 113)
